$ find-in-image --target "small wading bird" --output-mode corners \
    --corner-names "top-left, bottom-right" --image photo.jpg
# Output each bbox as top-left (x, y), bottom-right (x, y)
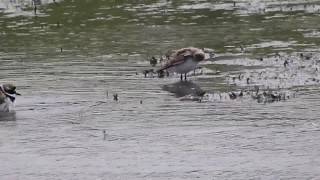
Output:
top-left (0, 84), bottom-right (21, 112)
top-left (157, 47), bottom-right (210, 81)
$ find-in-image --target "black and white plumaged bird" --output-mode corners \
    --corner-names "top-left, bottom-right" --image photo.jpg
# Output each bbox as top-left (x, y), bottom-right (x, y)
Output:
top-left (0, 84), bottom-right (21, 112)
top-left (157, 47), bottom-right (212, 80)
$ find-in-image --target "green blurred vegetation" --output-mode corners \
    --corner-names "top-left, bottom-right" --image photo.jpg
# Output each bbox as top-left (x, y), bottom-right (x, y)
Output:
top-left (1, 0), bottom-right (320, 58)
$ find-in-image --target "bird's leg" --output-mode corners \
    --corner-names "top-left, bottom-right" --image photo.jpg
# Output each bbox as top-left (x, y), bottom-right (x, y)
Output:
top-left (184, 73), bottom-right (187, 81)
top-left (180, 74), bottom-right (183, 81)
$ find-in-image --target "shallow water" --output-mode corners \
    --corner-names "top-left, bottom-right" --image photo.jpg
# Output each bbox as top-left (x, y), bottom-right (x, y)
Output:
top-left (1, 0), bottom-right (320, 179)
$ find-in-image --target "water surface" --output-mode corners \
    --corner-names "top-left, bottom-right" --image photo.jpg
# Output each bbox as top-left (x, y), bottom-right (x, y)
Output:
top-left (1, 0), bottom-right (320, 179)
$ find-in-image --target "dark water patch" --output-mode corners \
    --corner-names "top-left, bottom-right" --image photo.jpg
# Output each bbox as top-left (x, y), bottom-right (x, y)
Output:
top-left (0, 112), bottom-right (16, 121)
top-left (162, 81), bottom-right (206, 99)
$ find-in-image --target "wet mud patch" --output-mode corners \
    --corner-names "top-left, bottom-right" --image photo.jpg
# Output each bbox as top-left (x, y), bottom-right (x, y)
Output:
top-left (200, 51), bottom-right (320, 103)
top-left (159, 49), bottom-right (320, 104)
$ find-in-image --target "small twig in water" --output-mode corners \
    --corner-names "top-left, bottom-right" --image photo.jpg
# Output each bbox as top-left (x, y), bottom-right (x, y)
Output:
top-left (113, 94), bottom-right (118, 101)
top-left (103, 130), bottom-right (107, 140)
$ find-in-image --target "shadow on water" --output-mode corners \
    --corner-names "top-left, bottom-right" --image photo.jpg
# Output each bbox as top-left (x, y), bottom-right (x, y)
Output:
top-left (162, 81), bottom-right (206, 98)
top-left (0, 112), bottom-right (16, 121)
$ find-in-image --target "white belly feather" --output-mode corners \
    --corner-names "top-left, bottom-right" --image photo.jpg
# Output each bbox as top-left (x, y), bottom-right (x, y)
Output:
top-left (169, 58), bottom-right (199, 74)
top-left (0, 98), bottom-right (13, 112)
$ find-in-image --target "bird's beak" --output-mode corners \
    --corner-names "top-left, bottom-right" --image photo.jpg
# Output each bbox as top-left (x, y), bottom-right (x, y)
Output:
top-left (11, 88), bottom-right (21, 96)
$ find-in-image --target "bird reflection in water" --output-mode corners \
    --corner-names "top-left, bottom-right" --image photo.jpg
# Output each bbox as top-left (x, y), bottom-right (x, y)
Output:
top-left (162, 81), bottom-right (206, 101)
top-left (0, 112), bottom-right (16, 121)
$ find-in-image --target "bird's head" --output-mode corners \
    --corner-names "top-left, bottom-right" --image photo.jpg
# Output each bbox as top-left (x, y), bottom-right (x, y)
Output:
top-left (202, 48), bottom-right (215, 60)
top-left (194, 52), bottom-right (205, 62)
top-left (0, 84), bottom-right (21, 102)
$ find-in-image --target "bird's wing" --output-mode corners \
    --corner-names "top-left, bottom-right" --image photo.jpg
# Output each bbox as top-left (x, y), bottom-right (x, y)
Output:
top-left (157, 49), bottom-right (193, 72)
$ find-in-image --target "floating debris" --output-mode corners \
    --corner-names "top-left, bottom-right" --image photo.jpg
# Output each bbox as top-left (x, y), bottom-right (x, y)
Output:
top-left (229, 92), bottom-right (237, 100)
top-left (149, 56), bottom-right (157, 67)
top-left (157, 69), bottom-right (165, 78)
top-left (113, 94), bottom-right (118, 101)
top-left (284, 59), bottom-right (289, 67)
top-left (225, 52), bottom-right (320, 89)
top-left (202, 89), bottom-right (295, 104)
top-left (143, 69), bottom-right (154, 78)
top-left (103, 130), bottom-right (107, 140)
top-left (251, 90), bottom-right (291, 103)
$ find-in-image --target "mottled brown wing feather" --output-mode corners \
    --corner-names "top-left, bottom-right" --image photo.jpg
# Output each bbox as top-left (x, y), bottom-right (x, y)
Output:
top-left (157, 50), bottom-right (193, 72)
